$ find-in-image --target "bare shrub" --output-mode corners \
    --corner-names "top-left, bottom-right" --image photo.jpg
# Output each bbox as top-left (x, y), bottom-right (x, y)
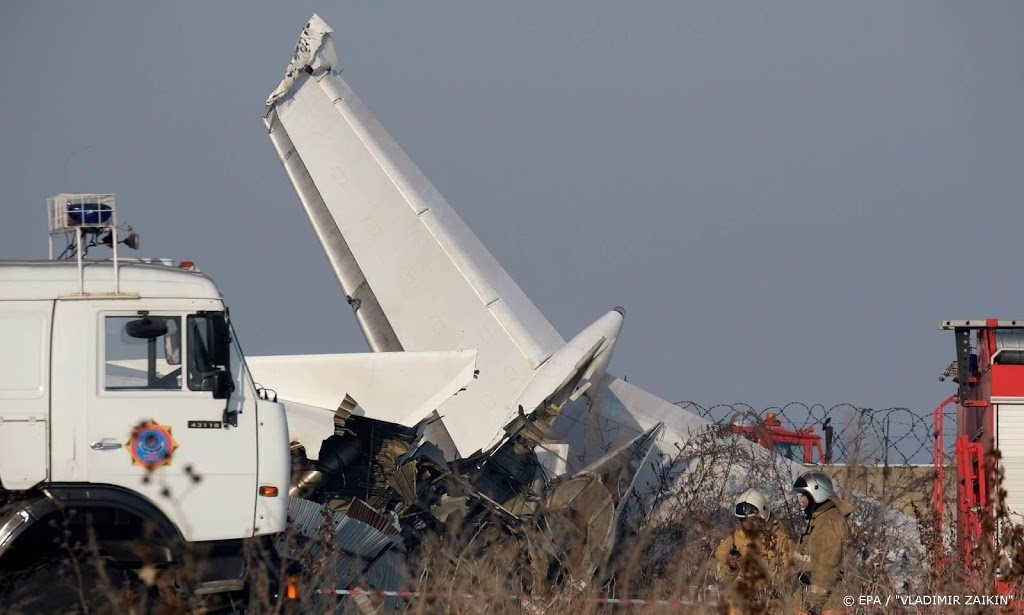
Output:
top-left (15, 405), bottom-right (1007, 614)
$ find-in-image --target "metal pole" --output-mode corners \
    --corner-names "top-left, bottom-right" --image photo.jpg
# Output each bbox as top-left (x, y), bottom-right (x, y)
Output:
top-left (883, 415), bottom-right (891, 498)
top-left (76, 226), bottom-right (83, 294)
top-left (112, 203), bottom-right (119, 294)
top-left (932, 394), bottom-right (956, 577)
top-left (148, 336), bottom-right (157, 387)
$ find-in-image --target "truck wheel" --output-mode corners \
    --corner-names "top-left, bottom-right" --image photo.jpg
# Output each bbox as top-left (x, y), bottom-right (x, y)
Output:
top-left (2, 556), bottom-right (151, 615)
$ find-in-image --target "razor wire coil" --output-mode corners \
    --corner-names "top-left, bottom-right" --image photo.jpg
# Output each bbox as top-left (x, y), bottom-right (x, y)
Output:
top-left (673, 401), bottom-right (955, 467)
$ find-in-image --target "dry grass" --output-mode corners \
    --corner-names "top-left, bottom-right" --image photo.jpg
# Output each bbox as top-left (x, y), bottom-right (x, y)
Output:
top-left (11, 423), bottom-right (1024, 614)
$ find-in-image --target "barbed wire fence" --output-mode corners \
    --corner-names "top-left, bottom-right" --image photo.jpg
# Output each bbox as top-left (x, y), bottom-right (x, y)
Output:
top-left (672, 401), bottom-right (957, 467)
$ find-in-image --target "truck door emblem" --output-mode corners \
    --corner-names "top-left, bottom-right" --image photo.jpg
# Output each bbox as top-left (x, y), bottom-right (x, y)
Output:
top-left (127, 420), bottom-right (178, 469)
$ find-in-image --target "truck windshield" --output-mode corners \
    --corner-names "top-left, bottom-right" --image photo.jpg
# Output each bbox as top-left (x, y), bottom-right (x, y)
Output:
top-left (772, 442), bottom-right (803, 463)
top-left (228, 320), bottom-right (256, 398)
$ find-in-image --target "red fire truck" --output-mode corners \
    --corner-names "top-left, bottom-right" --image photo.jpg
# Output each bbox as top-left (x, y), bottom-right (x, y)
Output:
top-left (935, 319), bottom-right (1024, 596)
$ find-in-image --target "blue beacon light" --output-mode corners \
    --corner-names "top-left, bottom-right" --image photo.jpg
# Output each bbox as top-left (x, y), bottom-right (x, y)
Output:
top-left (66, 202), bottom-right (113, 226)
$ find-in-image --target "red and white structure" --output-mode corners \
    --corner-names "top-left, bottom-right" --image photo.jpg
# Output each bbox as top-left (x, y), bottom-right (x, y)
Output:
top-left (936, 319), bottom-right (1024, 571)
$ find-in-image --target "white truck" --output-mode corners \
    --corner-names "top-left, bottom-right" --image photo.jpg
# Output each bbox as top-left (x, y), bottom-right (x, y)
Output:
top-left (0, 194), bottom-right (291, 613)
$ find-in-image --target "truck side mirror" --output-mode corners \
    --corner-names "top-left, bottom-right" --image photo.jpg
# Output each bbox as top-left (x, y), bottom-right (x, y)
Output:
top-left (211, 369), bottom-right (235, 400)
top-left (206, 313), bottom-right (231, 367)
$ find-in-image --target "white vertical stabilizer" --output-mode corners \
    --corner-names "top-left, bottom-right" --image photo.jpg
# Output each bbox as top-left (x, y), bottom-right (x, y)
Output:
top-left (265, 16), bottom-right (563, 457)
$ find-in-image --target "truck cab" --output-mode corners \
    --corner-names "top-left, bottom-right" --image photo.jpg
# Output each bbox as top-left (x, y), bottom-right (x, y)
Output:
top-left (0, 195), bottom-right (290, 612)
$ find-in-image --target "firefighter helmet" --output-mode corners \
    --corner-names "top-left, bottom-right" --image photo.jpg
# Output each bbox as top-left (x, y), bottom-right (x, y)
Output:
top-left (734, 488), bottom-right (770, 521)
top-left (791, 470), bottom-right (834, 504)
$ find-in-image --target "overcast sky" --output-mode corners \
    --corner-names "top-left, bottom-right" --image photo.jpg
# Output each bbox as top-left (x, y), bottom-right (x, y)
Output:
top-left (2, 2), bottom-right (1022, 424)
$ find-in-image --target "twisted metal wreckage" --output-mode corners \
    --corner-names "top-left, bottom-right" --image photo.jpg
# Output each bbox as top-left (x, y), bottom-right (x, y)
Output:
top-left (249, 15), bottom-right (805, 594)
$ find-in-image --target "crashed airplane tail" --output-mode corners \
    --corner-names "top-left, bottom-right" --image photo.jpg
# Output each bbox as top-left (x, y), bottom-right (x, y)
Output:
top-left (260, 14), bottom-right (805, 516)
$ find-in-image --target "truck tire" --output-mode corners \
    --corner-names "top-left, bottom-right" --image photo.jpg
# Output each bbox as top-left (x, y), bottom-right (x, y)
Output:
top-left (2, 556), bottom-right (151, 615)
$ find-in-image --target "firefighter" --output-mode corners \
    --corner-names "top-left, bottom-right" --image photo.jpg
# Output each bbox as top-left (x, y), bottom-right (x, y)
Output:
top-left (791, 470), bottom-right (854, 615)
top-left (706, 488), bottom-right (791, 613)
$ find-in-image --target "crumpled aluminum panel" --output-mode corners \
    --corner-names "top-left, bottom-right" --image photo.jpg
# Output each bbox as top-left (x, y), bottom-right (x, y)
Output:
top-left (281, 496), bottom-right (406, 607)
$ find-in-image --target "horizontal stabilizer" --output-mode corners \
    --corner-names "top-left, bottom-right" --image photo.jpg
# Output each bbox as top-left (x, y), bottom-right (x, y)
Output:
top-left (247, 350), bottom-right (477, 428)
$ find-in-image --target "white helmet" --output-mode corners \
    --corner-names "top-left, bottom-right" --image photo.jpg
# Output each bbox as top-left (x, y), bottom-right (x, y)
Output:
top-left (734, 488), bottom-right (770, 521)
top-left (791, 470), bottom-right (835, 504)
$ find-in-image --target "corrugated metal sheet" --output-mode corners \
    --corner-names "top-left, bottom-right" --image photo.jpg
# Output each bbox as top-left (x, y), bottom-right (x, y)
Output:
top-left (364, 548), bottom-right (404, 592)
top-left (281, 496), bottom-right (407, 610)
top-left (288, 495), bottom-right (333, 538)
top-left (336, 521), bottom-right (393, 559)
top-left (347, 499), bottom-right (399, 535)
top-left (363, 548), bottom-right (405, 612)
top-left (287, 497), bottom-right (393, 555)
